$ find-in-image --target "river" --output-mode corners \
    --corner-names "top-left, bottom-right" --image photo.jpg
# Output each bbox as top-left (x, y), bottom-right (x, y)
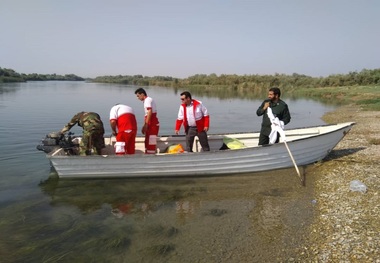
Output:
top-left (0, 81), bottom-right (335, 262)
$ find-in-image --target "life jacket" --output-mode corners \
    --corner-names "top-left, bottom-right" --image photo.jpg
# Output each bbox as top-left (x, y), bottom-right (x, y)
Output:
top-left (166, 144), bottom-right (185, 154)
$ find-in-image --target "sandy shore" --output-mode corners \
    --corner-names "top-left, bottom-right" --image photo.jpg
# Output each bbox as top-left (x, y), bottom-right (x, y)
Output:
top-left (298, 105), bottom-right (380, 262)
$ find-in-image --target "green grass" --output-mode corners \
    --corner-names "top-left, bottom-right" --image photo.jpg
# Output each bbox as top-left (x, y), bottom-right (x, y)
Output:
top-left (356, 98), bottom-right (380, 111)
top-left (294, 85), bottom-right (380, 110)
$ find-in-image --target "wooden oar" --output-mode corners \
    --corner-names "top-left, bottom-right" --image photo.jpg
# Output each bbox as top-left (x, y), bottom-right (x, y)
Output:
top-left (276, 127), bottom-right (304, 185)
top-left (267, 107), bottom-right (304, 185)
top-left (283, 139), bottom-right (303, 184)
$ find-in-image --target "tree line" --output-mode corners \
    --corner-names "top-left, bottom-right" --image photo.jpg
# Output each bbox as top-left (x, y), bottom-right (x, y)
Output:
top-left (92, 74), bottom-right (179, 87)
top-left (92, 68), bottom-right (380, 91)
top-left (2, 66), bottom-right (379, 91)
top-left (0, 67), bottom-right (84, 82)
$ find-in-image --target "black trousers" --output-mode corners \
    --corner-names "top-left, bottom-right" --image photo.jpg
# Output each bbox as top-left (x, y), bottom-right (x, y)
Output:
top-left (258, 132), bottom-right (280, 146)
top-left (186, 127), bottom-right (210, 152)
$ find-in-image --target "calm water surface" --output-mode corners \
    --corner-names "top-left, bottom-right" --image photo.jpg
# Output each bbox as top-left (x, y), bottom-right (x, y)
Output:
top-left (0, 81), bottom-right (335, 262)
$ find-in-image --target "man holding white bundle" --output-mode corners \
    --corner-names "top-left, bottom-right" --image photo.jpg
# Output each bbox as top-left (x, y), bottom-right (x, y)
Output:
top-left (256, 87), bottom-right (291, 145)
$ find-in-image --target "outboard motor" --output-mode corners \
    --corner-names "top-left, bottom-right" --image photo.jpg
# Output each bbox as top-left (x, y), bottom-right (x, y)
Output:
top-left (37, 132), bottom-right (78, 154)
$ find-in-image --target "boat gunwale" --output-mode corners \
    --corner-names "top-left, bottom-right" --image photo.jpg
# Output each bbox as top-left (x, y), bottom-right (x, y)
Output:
top-left (47, 122), bottom-right (355, 160)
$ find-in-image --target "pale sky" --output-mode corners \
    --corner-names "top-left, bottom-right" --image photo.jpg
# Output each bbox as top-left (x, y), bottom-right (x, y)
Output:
top-left (1, 0), bottom-right (379, 78)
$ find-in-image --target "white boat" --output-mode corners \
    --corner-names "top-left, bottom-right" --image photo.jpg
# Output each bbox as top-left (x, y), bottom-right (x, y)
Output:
top-left (39, 122), bottom-right (354, 179)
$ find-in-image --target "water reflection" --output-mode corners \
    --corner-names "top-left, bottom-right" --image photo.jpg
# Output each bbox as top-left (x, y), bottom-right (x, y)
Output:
top-left (39, 176), bottom-right (211, 220)
top-left (159, 85), bottom-right (343, 107)
top-left (33, 170), bottom-right (316, 262)
top-left (0, 82), bottom-right (22, 94)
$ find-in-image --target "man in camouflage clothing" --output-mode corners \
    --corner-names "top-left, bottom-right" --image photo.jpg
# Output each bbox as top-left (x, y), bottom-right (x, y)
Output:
top-left (60, 112), bottom-right (105, 155)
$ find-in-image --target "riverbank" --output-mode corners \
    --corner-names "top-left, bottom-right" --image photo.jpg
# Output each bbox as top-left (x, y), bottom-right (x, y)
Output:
top-left (299, 105), bottom-right (380, 262)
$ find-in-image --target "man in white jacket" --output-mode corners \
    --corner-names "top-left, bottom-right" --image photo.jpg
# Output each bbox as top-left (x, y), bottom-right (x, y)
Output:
top-left (175, 91), bottom-right (210, 152)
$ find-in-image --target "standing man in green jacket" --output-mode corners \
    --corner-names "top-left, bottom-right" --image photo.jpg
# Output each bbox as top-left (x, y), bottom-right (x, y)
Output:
top-left (256, 87), bottom-right (291, 145)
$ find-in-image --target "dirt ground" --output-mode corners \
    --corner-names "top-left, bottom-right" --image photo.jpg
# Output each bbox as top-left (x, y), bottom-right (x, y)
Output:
top-left (297, 105), bottom-right (380, 262)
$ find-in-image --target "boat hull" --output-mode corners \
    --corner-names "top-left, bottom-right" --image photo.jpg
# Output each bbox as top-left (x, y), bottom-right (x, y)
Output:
top-left (47, 122), bottom-right (354, 179)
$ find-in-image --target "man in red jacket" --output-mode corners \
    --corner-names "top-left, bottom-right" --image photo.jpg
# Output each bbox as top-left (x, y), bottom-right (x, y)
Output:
top-left (135, 88), bottom-right (160, 154)
top-left (175, 91), bottom-right (210, 152)
top-left (109, 104), bottom-right (137, 155)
